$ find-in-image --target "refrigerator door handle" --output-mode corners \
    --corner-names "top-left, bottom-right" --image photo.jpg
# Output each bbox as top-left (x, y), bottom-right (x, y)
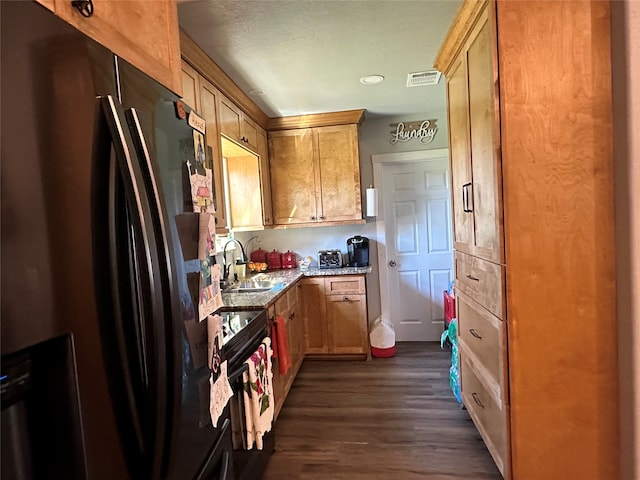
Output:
top-left (124, 107), bottom-right (179, 476)
top-left (92, 94), bottom-right (166, 478)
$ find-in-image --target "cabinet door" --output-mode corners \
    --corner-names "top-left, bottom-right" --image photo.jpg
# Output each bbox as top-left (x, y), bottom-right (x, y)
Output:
top-left (300, 277), bottom-right (328, 354)
top-left (224, 152), bottom-right (263, 230)
top-left (220, 137), bottom-right (264, 231)
top-left (326, 294), bottom-right (368, 355)
top-left (241, 115), bottom-right (259, 152)
top-left (269, 129), bottom-right (320, 224)
top-left (199, 77), bottom-right (229, 233)
top-left (181, 61), bottom-right (200, 112)
top-left (52, 0), bottom-right (181, 95)
top-left (218, 95), bottom-right (242, 143)
top-left (315, 125), bottom-right (362, 222)
top-left (448, 56), bottom-right (474, 254)
top-left (257, 128), bottom-right (273, 225)
top-left (467, 14), bottom-right (502, 263)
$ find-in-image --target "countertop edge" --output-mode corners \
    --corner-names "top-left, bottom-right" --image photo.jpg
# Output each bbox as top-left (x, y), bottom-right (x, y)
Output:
top-left (220, 266), bottom-right (372, 309)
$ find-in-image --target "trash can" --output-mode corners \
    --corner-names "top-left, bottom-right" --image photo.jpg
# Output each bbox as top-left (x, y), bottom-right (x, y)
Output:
top-left (370, 316), bottom-right (396, 358)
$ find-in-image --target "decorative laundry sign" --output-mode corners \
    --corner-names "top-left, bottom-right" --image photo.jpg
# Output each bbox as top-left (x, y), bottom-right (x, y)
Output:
top-left (390, 119), bottom-right (438, 145)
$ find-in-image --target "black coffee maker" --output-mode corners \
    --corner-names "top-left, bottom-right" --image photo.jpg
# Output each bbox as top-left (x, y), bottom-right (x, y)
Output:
top-left (346, 236), bottom-right (369, 267)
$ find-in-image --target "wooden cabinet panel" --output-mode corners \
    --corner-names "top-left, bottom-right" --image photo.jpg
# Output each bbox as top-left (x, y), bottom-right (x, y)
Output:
top-left (444, 9), bottom-right (502, 264)
top-left (181, 61), bottom-right (199, 111)
top-left (181, 63), bottom-right (229, 233)
top-left (466, 15), bottom-right (502, 263)
top-left (257, 128), bottom-right (273, 225)
top-left (268, 122), bottom-right (363, 227)
top-left (315, 125), bottom-right (362, 222)
top-left (454, 251), bottom-right (504, 319)
top-left (437, 1), bottom-right (617, 478)
top-left (461, 355), bottom-right (508, 477)
top-left (269, 129), bottom-right (319, 224)
top-left (272, 281), bottom-right (305, 420)
top-left (326, 294), bottom-right (368, 355)
top-left (448, 57), bottom-right (474, 252)
top-left (51, 0), bottom-right (182, 95)
top-left (218, 96), bottom-right (242, 143)
top-left (300, 277), bottom-right (328, 354)
top-left (457, 291), bottom-right (507, 403)
top-left (241, 115), bottom-right (259, 152)
top-left (198, 76), bottom-right (228, 233)
top-left (219, 95), bottom-right (259, 152)
top-left (324, 276), bottom-right (365, 295)
top-left (301, 275), bottom-right (368, 357)
top-left (224, 152), bottom-right (263, 230)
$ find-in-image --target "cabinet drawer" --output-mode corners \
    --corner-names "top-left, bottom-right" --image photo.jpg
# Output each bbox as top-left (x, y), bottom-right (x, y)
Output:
top-left (324, 276), bottom-right (365, 295)
top-left (455, 251), bottom-right (504, 319)
top-left (457, 291), bottom-right (507, 403)
top-left (461, 355), bottom-right (508, 477)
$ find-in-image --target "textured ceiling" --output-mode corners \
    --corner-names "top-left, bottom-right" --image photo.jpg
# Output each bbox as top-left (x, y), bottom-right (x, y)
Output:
top-left (178, 0), bottom-right (462, 120)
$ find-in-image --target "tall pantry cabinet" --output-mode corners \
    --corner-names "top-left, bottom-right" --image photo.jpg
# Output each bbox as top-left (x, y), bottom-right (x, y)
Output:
top-left (435, 1), bottom-right (618, 479)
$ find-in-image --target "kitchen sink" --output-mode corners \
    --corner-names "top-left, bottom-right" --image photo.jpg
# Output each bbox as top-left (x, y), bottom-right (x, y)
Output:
top-left (224, 275), bottom-right (285, 293)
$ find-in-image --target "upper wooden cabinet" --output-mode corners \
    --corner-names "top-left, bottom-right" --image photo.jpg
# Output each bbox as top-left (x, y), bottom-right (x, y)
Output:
top-left (182, 59), bottom-right (272, 232)
top-left (268, 114), bottom-right (364, 227)
top-left (256, 129), bottom-right (273, 226)
top-left (180, 60), bottom-right (228, 233)
top-left (39, 0), bottom-right (182, 95)
top-left (445, 8), bottom-right (502, 264)
top-left (221, 138), bottom-right (264, 231)
top-left (436, 1), bottom-right (617, 479)
top-left (218, 96), bottom-right (260, 152)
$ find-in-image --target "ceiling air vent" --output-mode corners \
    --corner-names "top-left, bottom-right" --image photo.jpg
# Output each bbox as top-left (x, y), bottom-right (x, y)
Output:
top-left (406, 70), bottom-right (442, 87)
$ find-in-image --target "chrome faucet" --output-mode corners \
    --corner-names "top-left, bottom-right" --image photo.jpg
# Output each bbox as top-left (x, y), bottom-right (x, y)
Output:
top-left (222, 239), bottom-right (247, 281)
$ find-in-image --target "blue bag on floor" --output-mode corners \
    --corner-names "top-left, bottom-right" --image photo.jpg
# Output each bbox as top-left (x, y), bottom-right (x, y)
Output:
top-left (441, 319), bottom-right (462, 403)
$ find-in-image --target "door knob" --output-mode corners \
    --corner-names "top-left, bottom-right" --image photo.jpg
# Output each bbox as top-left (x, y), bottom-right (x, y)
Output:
top-left (389, 260), bottom-right (397, 267)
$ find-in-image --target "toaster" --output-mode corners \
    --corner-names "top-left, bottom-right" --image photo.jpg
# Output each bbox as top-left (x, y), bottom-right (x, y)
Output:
top-left (318, 250), bottom-right (343, 269)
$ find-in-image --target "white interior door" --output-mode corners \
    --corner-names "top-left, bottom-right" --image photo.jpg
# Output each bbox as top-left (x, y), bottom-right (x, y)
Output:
top-left (373, 150), bottom-right (453, 341)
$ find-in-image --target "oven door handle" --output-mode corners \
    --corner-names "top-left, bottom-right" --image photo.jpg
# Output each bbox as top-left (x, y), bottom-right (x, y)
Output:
top-left (194, 418), bottom-right (231, 480)
top-left (227, 363), bottom-right (249, 383)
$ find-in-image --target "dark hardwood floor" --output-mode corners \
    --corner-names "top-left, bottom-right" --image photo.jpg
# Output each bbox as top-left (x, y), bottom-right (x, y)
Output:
top-left (262, 342), bottom-right (502, 480)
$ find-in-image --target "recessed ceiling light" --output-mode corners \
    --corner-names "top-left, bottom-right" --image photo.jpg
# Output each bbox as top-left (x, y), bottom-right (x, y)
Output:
top-left (359, 75), bottom-right (384, 85)
top-left (248, 89), bottom-right (266, 96)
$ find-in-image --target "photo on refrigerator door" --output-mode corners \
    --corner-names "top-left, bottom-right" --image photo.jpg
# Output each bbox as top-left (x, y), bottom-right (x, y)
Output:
top-left (198, 212), bottom-right (216, 260)
top-left (198, 258), bottom-right (222, 321)
top-left (186, 129), bottom-right (214, 213)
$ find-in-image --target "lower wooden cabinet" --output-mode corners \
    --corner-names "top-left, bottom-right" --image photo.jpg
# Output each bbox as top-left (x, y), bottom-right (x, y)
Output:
top-left (270, 281), bottom-right (304, 419)
top-left (299, 277), bottom-right (328, 354)
top-left (301, 275), bottom-right (369, 358)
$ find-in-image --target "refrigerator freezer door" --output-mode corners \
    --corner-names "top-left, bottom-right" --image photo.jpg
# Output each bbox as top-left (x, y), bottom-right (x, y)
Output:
top-left (118, 59), bottom-right (230, 479)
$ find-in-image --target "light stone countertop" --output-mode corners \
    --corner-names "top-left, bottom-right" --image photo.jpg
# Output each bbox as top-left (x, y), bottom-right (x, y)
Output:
top-left (219, 266), bottom-right (372, 310)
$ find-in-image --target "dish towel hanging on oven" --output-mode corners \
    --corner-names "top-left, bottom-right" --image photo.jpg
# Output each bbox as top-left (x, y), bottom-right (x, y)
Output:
top-left (271, 315), bottom-right (291, 375)
top-left (242, 337), bottom-right (274, 450)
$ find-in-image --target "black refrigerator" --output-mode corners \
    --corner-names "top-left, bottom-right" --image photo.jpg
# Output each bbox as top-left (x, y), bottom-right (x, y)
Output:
top-left (1, 2), bottom-right (229, 479)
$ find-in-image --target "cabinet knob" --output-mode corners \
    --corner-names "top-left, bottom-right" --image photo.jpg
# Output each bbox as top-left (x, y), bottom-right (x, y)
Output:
top-left (343, 296), bottom-right (349, 302)
top-left (310, 215), bottom-right (316, 221)
top-left (319, 215), bottom-right (325, 220)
